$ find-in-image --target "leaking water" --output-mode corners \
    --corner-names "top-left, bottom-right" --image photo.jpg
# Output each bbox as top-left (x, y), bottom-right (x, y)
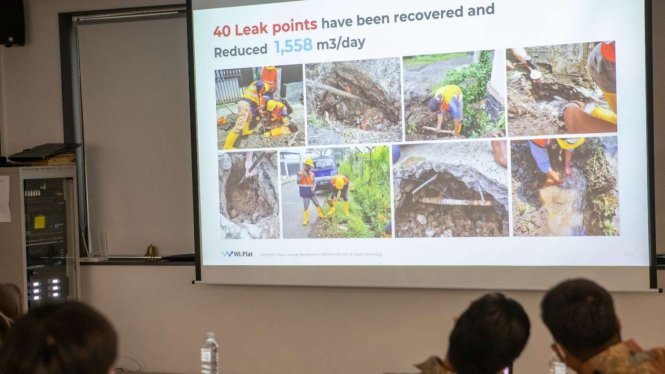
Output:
top-left (539, 169), bottom-right (587, 236)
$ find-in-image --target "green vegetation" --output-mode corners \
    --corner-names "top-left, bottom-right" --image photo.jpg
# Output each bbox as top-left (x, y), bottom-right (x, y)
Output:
top-left (434, 51), bottom-right (505, 138)
top-left (316, 146), bottom-right (391, 238)
top-left (584, 142), bottom-right (619, 236)
top-left (518, 204), bottom-right (526, 214)
top-left (308, 114), bottom-right (323, 129)
top-left (403, 52), bottom-right (470, 68)
top-left (594, 194), bottom-right (619, 237)
top-left (407, 122), bottom-right (418, 137)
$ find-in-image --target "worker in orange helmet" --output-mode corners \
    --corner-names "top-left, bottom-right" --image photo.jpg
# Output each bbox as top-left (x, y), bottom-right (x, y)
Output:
top-left (266, 99), bottom-right (289, 125)
top-left (261, 66), bottom-right (278, 97)
top-left (560, 42), bottom-right (617, 134)
top-left (222, 80), bottom-right (269, 150)
top-left (327, 174), bottom-right (350, 216)
top-left (297, 158), bottom-right (325, 226)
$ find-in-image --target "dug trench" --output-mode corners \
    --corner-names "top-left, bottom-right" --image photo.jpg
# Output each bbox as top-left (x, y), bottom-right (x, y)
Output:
top-left (395, 169), bottom-right (509, 238)
top-left (507, 64), bottom-right (610, 136)
top-left (512, 137), bottom-right (619, 237)
top-left (306, 59), bottom-right (402, 145)
top-left (218, 152), bottom-right (280, 239)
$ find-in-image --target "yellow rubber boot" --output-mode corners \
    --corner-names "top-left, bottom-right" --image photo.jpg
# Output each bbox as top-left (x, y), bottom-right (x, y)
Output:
top-left (316, 207), bottom-right (325, 219)
top-left (242, 121), bottom-right (254, 135)
top-left (344, 201), bottom-right (349, 216)
top-left (327, 204), bottom-right (336, 217)
top-left (222, 132), bottom-right (239, 150)
top-left (591, 107), bottom-right (617, 125)
top-left (302, 210), bottom-right (309, 226)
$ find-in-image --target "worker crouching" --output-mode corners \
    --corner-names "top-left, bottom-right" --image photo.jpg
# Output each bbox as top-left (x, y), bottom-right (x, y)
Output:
top-left (429, 85), bottom-right (464, 136)
top-left (327, 174), bottom-right (350, 217)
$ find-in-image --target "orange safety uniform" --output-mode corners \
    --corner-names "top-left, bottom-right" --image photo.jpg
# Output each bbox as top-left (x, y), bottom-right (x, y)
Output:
top-left (261, 67), bottom-right (278, 92)
top-left (297, 170), bottom-right (315, 198)
top-left (531, 139), bottom-right (549, 147)
top-left (330, 174), bottom-right (350, 201)
top-left (331, 175), bottom-right (349, 189)
top-left (269, 101), bottom-right (288, 124)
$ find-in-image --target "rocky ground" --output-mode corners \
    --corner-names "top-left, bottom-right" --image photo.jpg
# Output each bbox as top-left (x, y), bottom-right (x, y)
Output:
top-left (393, 142), bottom-right (509, 238)
top-left (218, 151), bottom-right (280, 239)
top-left (506, 44), bottom-right (612, 137)
top-left (511, 137), bottom-right (619, 237)
top-left (306, 58), bottom-right (403, 145)
top-left (217, 101), bottom-right (306, 150)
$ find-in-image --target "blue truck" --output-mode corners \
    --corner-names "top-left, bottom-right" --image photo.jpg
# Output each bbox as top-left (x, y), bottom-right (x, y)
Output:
top-left (312, 156), bottom-right (339, 192)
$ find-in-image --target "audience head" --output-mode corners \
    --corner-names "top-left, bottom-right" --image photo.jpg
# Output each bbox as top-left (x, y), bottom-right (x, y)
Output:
top-left (0, 301), bottom-right (117, 374)
top-left (541, 278), bottom-right (620, 365)
top-left (447, 293), bottom-right (531, 374)
top-left (0, 284), bottom-right (21, 346)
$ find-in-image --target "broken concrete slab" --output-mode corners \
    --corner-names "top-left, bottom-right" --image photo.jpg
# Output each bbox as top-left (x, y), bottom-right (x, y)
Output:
top-left (393, 142), bottom-right (510, 238)
top-left (395, 142), bottom-right (509, 208)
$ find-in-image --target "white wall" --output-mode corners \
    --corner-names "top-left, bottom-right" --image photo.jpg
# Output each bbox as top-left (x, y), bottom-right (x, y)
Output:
top-left (80, 266), bottom-right (665, 374)
top-left (0, 0), bottom-right (182, 156)
top-left (1, 1), bottom-right (664, 374)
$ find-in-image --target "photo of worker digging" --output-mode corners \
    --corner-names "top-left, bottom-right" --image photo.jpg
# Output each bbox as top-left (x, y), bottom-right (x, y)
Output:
top-left (511, 136), bottom-right (619, 237)
top-left (281, 146), bottom-right (392, 239)
top-left (393, 142), bottom-right (510, 238)
top-left (403, 50), bottom-right (506, 141)
top-left (218, 151), bottom-right (280, 239)
top-left (305, 58), bottom-right (403, 145)
top-left (216, 65), bottom-right (305, 150)
top-left (506, 42), bottom-right (617, 137)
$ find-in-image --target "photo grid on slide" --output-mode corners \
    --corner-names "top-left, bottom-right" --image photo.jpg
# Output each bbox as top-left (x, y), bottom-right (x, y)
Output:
top-left (213, 42), bottom-right (619, 242)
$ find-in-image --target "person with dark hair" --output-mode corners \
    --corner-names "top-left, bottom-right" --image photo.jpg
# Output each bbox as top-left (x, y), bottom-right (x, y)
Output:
top-left (0, 301), bottom-right (117, 374)
top-left (416, 293), bottom-right (531, 374)
top-left (541, 278), bottom-right (665, 374)
top-left (428, 85), bottom-right (464, 136)
top-left (0, 284), bottom-right (21, 347)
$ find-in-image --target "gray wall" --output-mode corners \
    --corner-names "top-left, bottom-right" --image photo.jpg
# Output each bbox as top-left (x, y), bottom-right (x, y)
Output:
top-left (0, 1), bottom-right (664, 373)
top-left (77, 16), bottom-right (194, 257)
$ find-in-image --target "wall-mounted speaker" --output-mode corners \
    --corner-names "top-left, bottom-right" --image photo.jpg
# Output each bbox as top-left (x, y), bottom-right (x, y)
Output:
top-left (0, 0), bottom-right (25, 47)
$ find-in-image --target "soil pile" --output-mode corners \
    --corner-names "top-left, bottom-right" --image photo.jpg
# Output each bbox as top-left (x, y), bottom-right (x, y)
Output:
top-left (306, 58), bottom-right (403, 145)
top-left (218, 152), bottom-right (280, 239)
top-left (507, 44), bottom-right (611, 136)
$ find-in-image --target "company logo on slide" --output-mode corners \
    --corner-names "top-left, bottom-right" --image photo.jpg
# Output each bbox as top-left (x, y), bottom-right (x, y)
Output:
top-left (222, 251), bottom-right (254, 258)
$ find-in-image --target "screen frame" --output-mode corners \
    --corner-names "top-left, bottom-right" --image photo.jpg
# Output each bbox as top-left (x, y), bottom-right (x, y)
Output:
top-left (186, 0), bottom-right (202, 281)
top-left (186, 0), bottom-right (657, 289)
top-left (644, 0), bottom-right (657, 289)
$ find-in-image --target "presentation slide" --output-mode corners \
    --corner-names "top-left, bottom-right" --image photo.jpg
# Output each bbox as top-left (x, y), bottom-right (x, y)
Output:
top-left (190, 0), bottom-right (654, 289)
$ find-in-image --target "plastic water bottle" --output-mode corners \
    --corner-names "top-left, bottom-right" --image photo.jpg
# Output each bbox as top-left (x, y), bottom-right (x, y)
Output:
top-left (201, 332), bottom-right (219, 374)
top-left (548, 353), bottom-right (568, 374)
